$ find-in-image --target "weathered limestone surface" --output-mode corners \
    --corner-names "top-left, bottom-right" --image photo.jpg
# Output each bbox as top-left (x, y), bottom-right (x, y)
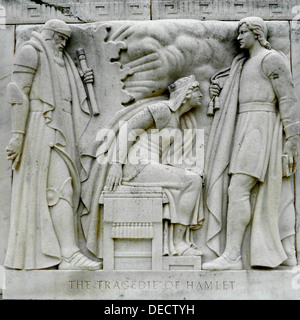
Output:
top-left (4, 269), bottom-right (300, 300)
top-left (2, 1), bottom-right (300, 24)
top-left (0, 0), bottom-right (151, 24)
top-left (1, 0), bottom-right (300, 301)
top-left (291, 20), bottom-right (300, 264)
top-left (0, 25), bottom-right (14, 265)
top-left (152, 0), bottom-right (300, 21)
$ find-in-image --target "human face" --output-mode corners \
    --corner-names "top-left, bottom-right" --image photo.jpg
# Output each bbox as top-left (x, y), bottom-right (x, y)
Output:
top-left (237, 23), bottom-right (256, 50)
top-left (52, 32), bottom-right (69, 52)
top-left (189, 86), bottom-right (203, 108)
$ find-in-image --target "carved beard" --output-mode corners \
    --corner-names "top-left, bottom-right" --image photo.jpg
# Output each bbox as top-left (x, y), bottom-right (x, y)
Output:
top-left (48, 41), bottom-right (65, 66)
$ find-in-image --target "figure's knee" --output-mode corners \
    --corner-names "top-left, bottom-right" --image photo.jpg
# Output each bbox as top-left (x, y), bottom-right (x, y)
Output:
top-left (186, 172), bottom-right (202, 191)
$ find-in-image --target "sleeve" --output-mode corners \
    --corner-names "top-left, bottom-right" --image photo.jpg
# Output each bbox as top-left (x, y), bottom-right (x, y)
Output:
top-left (8, 44), bottom-right (38, 134)
top-left (13, 44), bottom-right (38, 74)
top-left (147, 102), bottom-right (172, 130)
top-left (262, 51), bottom-right (300, 139)
top-left (11, 44), bottom-right (38, 95)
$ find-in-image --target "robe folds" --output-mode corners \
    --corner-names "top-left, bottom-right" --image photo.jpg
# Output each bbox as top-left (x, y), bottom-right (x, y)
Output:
top-left (5, 32), bottom-right (91, 270)
top-left (80, 98), bottom-right (204, 259)
top-left (205, 53), bottom-right (291, 268)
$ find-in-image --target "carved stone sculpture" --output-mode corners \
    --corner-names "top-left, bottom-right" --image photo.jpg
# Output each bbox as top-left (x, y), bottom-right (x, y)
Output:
top-left (5, 19), bottom-right (102, 270)
top-left (81, 75), bottom-right (204, 259)
top-left (3, 14), bottom-right (299, 272)
top-left (203, 17), bottom-right (300, 270)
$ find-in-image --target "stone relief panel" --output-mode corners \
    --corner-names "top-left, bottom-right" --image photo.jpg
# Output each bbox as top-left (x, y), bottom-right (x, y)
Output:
top-left (3, 17), bottom-right (299, 273)
top-left (0, 0), bottom-right (151, 24)
top-left (291, 18), bottom-right (300, 265)
top-left (2, 0), bottom-right (300, 24)
top-left (0, 25), bottom-right (14, 266)
top-left (151, 0), bottom-right (300, 20)
top-left (203, 17), bottom-right (299, 270)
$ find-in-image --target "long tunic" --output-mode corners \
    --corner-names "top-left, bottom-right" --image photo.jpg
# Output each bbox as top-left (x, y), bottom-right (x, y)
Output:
top-left (205, 49), bottom-right (300, 267)
top-left (230, 50), bottom-right (278, 182)
top-left (4, 32), bottom-right (90, 270)
top-left (123, 102), bottom-right (203, 227)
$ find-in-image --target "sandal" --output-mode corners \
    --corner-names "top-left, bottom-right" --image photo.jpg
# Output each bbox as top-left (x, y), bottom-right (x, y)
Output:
top-left (58, 251), bottom-right (103, 270)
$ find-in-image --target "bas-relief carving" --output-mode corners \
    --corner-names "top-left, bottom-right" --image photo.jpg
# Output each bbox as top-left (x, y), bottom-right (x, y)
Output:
top-left (5, 19), bottom-right (102, 270)
top-left (95, 75), bottom-right (204, 267)
top-left (203, 17), bottom-right (300, 270)
top-left (2, 0), bottom-right (300, 24)
top-left (0, 25), bottom-right (14, 265)
top-left (4, 17), bottom-right (300, 273)
top-left (291, 21), bottom-right (300, 265)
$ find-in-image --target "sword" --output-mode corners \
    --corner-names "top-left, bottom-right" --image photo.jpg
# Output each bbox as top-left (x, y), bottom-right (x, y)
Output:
top-left (76, 48), bottom-right (100, 116)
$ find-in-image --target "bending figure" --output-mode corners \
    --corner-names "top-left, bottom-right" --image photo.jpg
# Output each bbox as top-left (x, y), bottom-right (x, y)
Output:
top-left (104, 75), bottom-right (204, 256)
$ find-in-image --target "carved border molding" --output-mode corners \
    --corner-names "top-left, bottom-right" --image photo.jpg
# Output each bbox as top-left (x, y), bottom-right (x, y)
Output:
top-left (0, 0), bottom-right (300, 24)
top-left (0, 1), bottom-right (151, 24)
top-left (152, 0), bottom-right (300, 20)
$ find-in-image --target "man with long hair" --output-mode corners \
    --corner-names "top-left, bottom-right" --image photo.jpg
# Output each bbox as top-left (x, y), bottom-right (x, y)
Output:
top-left (203, 17), bottom-right (300, 270)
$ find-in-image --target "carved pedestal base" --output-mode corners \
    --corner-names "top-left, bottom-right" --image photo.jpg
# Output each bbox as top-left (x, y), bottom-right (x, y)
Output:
top-left (162, 256), bottom-right (202, 271)
top-left (3, 269), bottom-right (299, 300)
top-left (100, 186), bottom-right (167, 271)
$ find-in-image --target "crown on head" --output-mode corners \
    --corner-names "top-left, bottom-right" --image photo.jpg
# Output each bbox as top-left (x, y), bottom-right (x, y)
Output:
top-left (168, 75), bottom-right (198, 93)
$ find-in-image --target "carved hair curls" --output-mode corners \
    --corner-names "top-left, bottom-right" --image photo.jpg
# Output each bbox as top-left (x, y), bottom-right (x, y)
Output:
top-left (238, 17), bottom-right (272, 50)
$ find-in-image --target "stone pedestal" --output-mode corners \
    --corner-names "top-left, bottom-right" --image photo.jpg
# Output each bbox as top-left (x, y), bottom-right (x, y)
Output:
top-left (3, 269), bottom-right (300, 300)
top-left (162, 256), bottom-right (202, 271)
top-left (100, 186), bottom-right (166, 271)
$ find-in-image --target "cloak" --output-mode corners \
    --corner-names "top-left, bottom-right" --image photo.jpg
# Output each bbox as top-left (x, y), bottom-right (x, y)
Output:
top-left (4, 32), bottom-right (91, 269)
top-left (80, 98), bottom-right (203, 258)
top-left (205, 53), bottom-right (288, 267)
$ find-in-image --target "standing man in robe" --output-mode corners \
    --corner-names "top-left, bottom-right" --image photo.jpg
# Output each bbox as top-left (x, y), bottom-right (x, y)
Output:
top-left (203, 17), bottom-right (300, 270)
top-left (5, 19), bottom-right (102, 270)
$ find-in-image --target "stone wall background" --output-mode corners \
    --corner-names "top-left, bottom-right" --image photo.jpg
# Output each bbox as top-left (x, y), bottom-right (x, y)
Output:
top-left (1, 0), bottom-right (300, 266)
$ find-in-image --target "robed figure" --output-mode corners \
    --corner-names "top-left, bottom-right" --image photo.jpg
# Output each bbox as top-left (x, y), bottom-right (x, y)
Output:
top-left (5, 20), bottom-right (102, 270)
top-left (203, 17), bottom-right (300, 270)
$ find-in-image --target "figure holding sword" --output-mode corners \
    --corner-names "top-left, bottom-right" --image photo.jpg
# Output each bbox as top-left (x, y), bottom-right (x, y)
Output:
top-left (5, 19), bottom-right (102, 270)
top-left (203, 17), bottom-right (300, 270)
top-left (77, 48), bottom-right (100, 116)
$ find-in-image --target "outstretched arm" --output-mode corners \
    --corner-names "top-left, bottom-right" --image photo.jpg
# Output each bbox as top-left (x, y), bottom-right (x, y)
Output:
top-left (106, 107), bottom-right (155, 191)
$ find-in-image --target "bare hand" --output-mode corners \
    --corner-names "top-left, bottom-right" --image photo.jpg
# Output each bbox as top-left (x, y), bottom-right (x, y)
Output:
top-left (108, 25), bottom-right (173, 101)
top-left (282, 136), bottom-right (299, 177)
top-left (106, 163), bottom-right (123, 191)
top-left (82, 68), bottom-right (94, 84)
top-left (6, 133), bottom-right (24, 170)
